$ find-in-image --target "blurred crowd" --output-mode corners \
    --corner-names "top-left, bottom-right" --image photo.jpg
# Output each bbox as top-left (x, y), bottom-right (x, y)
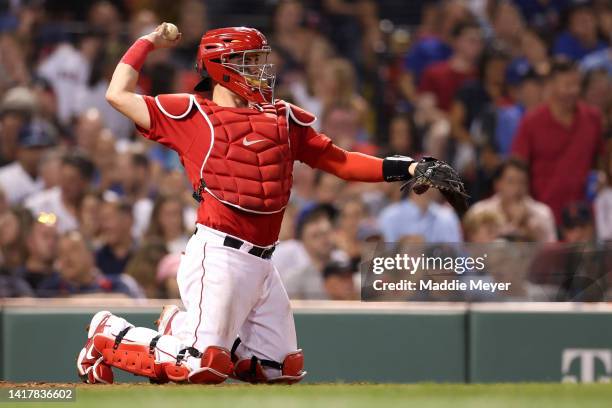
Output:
top-left (0, 0), bottom-right (611, 301)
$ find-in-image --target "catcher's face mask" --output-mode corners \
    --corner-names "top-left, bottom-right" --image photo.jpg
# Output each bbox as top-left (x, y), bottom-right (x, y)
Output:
top-left (222, 48), bottom-right (276, 104)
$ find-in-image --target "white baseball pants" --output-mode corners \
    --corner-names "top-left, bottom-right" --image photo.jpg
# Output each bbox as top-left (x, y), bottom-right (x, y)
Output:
top-left (169, 224), bottom-right (298, 366)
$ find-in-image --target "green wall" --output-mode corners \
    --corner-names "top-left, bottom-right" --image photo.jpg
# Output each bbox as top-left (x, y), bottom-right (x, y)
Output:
top-left (2, 305), bottom-right (612, 383)
top-left (0, 307), bottom-right (466, 383)
top-left (468, 311), bottom-right (612, 383)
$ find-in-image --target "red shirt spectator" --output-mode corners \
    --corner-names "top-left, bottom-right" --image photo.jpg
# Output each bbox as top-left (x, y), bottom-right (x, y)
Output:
top-left (511, 61), bottom-right (604, 223)
top-left (418, 21), bottom-right (483, 111)
top-left (419, 60), bottom-right (477, 111)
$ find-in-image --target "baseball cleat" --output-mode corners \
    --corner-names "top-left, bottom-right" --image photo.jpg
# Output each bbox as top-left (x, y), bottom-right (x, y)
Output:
top-left (76, 311), bottom-right (114, 384)
top-left (155, 304), bottom-right (179, 335)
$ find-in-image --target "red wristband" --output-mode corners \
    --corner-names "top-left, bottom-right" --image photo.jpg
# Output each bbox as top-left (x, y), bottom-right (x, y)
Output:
top-left (120, 38), bottom-right (154, 71)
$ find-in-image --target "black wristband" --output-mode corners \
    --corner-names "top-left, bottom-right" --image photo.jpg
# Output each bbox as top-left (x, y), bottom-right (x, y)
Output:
top-left (382, 155), bottom-right (415, 182)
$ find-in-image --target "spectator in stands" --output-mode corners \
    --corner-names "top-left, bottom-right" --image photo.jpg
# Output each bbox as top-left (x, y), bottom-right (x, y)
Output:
top-left (155, 252), bottom-right (181, 299)
top-left (0, 271), bottom-right (33, 297)
top-left (79, 190), bottom-right (103, 246)
top-left (401, 0), bottom-right (470, 90)
top-left (553, 4), bottom-right (608, 62)
top-left (271, 0), bottom-right (322, 76)
top-left (92, 129), bottom-right (118, 192)
top-left (383, 113), bottom-right (421, 157)
top-left (451, 46), bottom-right (511, 146)
top-left (0, 119), bottom-right (56, 204)
top-left (296, 58), bottom-right (369, 133)
top-left (38, 230), bottom-right (138, 298)
top-left (512, 0), bottom-right (565, 34)
top-left (73, 108), bottom-right (104, 156)
top-left (581, 47), bottom-right (612, 77)
top-left (314, 171), bottom-right (345, 206)
top-left (37, 29), bottom-right (102, 124)
top-left (171, 0), bottom-right (208, 70)
top-left (116, 151), bottom-right (154, 238)
top-left (273, 205), bottom-right (348, 299)
top-left (322, 260), bottom-right (358, 300)
top-left (95, 199), bottom-right (135, 276)
top-left (39, 150), bottom-right (63, 192)
top-left (451, 45), bottom-right (511, 195)
top-left (581, 68), bottom-right (612, 135)
top-left (560, 201), bottom-right (595, 243)
top-left (0, 86), bottom-right (37, 166)
top-left (334, 197), bottom-right (368, 271)
top-left (462, 209), bottom-right (504, 243)
top-left (124, 239), bottom-right (168, 298)
top-left (491, 1), bottom-right (525, 57)
top-left (146, 195), bottom-right (190, 254)
top-left (25, 152), bottom-right (95, 232)
top-left (595, 144), bottom-right (612, 241)
top-left (378, 188), bottom-right (462, 243)
top-left (320, 104), bottom-right (375, 154)
top-left (13, 212), bottom-right (59, 294)
top-left (470, 69), bottom-right (545, 198)
top-left (419, 20), bottom-right (483, 112)
top-left (511, 59), bottom-right (604, 223)
top-left (466, 158), bottom-right (557, 242)
top-left (0, 207), bottom-right (32, 271)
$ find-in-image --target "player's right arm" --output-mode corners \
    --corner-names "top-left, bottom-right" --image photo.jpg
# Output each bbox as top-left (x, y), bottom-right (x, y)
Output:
top-left (106, 24), bottom-right (181, 130)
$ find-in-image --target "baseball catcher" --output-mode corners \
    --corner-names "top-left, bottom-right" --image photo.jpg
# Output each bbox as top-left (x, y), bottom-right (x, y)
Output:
top-left (76, 23), bottom-right (468, 385)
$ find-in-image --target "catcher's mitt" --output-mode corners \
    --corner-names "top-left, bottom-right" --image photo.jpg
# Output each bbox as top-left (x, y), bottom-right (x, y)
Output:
top-left (400, 157), bottom-right (470, 214)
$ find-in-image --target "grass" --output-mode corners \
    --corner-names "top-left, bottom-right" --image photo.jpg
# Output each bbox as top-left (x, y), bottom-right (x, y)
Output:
top-left (6, 383), bottom-right (612, 408)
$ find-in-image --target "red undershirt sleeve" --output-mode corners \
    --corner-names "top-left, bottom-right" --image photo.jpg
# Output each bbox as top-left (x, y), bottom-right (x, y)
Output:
top-left (295, 126), bottom-right (383, 182)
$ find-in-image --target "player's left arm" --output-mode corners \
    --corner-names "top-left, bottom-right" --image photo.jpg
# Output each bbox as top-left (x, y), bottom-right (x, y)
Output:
top-left (296, 126), bottom-right (469, 213)
top-left (314, 141), bottom-right (418, 182)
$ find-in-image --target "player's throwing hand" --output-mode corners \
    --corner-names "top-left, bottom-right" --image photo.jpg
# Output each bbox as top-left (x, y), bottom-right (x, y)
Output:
top-left (143, 23), bottom-right (182, 49)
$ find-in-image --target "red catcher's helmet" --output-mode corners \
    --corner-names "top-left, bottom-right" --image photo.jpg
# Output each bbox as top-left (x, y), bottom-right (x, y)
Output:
top-left (195, 27), bottom-right (275, 104)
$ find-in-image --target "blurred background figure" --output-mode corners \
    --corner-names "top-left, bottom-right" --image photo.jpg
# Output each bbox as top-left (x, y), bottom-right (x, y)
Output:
top-left (0, 119), bottom-right (56, 204)
top-left (378, 188), bottom-right (462, 243)
top-left (25, 152), bottom-right (95, 232)
top-left (0, 0), bottom-right (610, 300)
top-left (38, 230), bottom-right (139, 298)
top-left (465, 158), bottom-right (557, 242)
top-left (95, 199), bottom-right (135, 276)
top-left (511, 59), bottom-right (604, 224)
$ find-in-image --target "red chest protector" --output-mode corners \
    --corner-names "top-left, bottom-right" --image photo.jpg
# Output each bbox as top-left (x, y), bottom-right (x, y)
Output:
top-left (155, 94), bottom-right (315, 214)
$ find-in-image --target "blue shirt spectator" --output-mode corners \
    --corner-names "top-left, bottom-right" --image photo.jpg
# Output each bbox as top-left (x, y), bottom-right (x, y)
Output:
top-left (580, 48), bottom-right (612, 76)
top-left (378, 193), bottom-right (462, 243)
top-left (404, 36), bottom-right (452, 83)
top-left (495, 105), bottom-right (525, 156)
top-left (553, 31), bottom-right (608, 62)
top-left (36, 271), bottom-right (137, 298)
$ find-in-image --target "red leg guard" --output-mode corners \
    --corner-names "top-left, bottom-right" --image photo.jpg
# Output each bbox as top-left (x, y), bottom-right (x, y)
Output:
top-left (88, 357), bottom-right (114, 384)
top-left (77, 311), bottom-right (114, 384)
top-left (188, 346), bottom-right (233, 384)
top-left (233, 358), bottom-right (268, 383)
top-left (93, 334), bottom-right (190, 382)
top-left (233, 350), bottom-right (306, 384)
top-left (270, 350), bottom-right (306, 384)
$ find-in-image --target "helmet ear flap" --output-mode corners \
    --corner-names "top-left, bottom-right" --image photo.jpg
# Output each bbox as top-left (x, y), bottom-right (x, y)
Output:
top-left (194, 62), bottom-right (212, 91)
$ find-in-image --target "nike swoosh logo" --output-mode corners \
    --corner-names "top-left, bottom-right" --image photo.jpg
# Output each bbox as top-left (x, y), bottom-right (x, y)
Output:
top-left (243, 137), bottom-right (265, 146)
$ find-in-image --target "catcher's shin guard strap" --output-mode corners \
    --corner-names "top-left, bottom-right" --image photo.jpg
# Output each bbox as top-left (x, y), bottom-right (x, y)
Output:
top-left (120, 38), bottom-right (154, 71)
top-left (113, 327), bottom-right (131, 350)
top-left (383, 155), bottom-right (415, 182)
top-left (234, 350), bottom-right (306, 384)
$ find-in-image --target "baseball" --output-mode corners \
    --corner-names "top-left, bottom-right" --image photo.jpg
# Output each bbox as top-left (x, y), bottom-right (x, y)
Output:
top-left (162, 22), bottom-right (179, 41)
